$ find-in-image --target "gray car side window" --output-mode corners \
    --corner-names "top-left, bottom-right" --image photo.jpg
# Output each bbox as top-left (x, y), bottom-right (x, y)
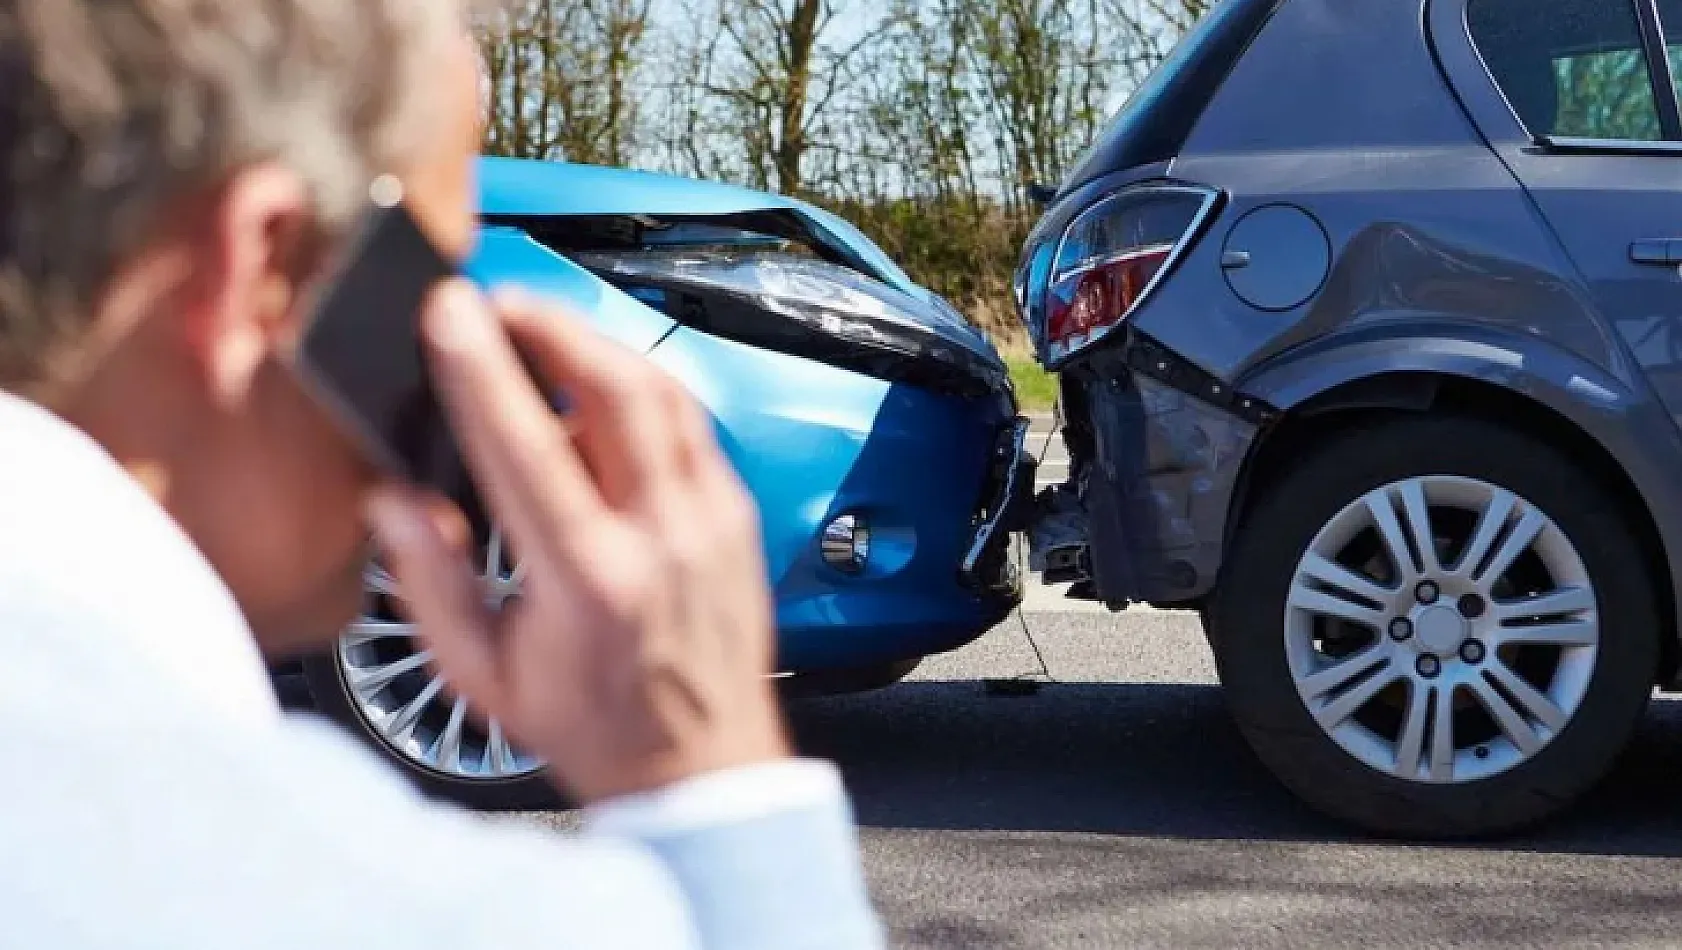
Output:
top-left (1470, 0), bottom-right (1664, 141)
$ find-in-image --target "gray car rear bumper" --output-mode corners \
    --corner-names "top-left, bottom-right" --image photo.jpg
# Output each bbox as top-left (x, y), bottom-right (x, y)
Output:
top-left (1030, 332), bottom-right (1270, 607)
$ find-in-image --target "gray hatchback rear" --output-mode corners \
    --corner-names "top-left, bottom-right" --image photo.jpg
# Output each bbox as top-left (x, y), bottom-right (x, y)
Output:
top-left (1019, 0), bottom-right (1682, 837)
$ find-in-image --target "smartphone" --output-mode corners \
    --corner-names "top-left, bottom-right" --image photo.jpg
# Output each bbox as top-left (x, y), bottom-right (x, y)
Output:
top-left (291, 176), bottom-right (469, 495)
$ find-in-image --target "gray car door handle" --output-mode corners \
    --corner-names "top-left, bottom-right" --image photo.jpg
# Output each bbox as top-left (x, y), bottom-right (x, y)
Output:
top-left (1630, 239), bottom-right (1682, 265)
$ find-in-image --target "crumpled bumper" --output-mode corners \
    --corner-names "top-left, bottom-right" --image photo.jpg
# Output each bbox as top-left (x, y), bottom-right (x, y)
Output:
top-left (1028, 331), bottom-right (1268, 606)
top-left (961, 417), bottom-right (1037, 600)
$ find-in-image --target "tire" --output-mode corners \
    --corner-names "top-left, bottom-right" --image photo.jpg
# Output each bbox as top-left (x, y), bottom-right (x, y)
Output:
top-left (302, 650), bottom-right (560, 811)
top-left (1212, 415), bottom-right (1659, 838)
top-left (300, 527), bottom-right (560, 811)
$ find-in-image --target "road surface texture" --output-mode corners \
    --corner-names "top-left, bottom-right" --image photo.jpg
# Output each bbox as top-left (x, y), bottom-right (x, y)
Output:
top-left (512, 604), bottom-right (1682, 948)
top-left (510, 421), bottom-right (1682, 947)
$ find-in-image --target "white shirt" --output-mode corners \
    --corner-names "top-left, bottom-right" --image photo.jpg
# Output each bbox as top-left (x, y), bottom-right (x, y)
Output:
top-left (0, 393), bottom-right (883, 949)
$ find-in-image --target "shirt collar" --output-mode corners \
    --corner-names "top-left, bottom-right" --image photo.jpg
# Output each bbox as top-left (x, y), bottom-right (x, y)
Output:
top-left (0, 392), bottom-right (282, 724)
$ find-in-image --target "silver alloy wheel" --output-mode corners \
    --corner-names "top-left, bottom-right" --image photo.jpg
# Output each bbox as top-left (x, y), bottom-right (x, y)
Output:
top-left (337, 529), bottom-right (544, 781)
top-left (1285, 475), bottom-right (1598, 785)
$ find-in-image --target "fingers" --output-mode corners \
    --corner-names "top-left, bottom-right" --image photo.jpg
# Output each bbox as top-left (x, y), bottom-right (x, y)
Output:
top-left (426, 282), bottom-right (749, 584)
top-left (398, 285), bottom-right (793, 802)
top-left (365, 486), bottom-right (504, 711)
top-left (654, 374), bottom-right (760, 555)
top-left (493, 289), bottom-right (685, 512)
top-left (420, 281), bottom-right (601, 553)
top-left (662, 373), bottom-right (721, 482)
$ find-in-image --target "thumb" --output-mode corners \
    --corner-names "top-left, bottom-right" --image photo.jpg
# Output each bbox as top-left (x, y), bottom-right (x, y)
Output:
top-left (365, 487), bottom-right (504, 711)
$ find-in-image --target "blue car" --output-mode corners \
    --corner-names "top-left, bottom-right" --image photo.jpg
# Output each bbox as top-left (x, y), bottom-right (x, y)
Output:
top-left (288, 158), bottom-right (1031, 807)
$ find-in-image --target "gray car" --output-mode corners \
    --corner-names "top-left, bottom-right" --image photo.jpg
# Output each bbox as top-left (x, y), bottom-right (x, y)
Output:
top-left (1018, 0), bottom-right (1682, 837)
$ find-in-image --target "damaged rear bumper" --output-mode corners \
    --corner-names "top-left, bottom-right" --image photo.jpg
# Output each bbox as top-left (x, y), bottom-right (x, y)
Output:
top-left (1029, 331), bottom-right (1272, 606)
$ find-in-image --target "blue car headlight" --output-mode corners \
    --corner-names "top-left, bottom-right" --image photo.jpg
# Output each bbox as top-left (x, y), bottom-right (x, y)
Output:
top-left (574, 250), bottom-right (1013, 402)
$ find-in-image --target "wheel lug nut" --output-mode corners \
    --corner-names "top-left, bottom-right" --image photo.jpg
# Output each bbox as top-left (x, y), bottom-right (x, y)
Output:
top-left (1460, 639), bottom-right (1486, 664)
top-left (1415, 580), bottom-right (1440, 604)
top-left (1458, 594), bottom-right (1485, 619)
top-left (1416, 655), bottom-right (1441, 679)
top-left (1388, 617), bottom-right (1414, 641)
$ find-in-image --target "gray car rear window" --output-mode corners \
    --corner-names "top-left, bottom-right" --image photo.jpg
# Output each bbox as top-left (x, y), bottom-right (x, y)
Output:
top-left (1469, 0), bottom-right (1664, 141)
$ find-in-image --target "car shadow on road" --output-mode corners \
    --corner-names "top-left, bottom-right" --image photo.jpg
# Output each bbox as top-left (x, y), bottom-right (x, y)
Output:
top-left (786, 680), bottom-right (1682, 857)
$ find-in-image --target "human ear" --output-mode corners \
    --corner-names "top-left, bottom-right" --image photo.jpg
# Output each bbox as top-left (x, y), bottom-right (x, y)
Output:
top-left (178, 164), bottom-right (313, 408)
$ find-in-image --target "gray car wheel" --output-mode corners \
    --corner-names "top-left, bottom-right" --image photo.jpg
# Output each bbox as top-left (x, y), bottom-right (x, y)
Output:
top-left (1213, 415), bottom-right (1658, 838)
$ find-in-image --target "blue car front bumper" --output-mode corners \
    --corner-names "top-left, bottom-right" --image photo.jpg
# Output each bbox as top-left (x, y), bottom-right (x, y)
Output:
top-left (650, 325), bottom-right (1028, 672)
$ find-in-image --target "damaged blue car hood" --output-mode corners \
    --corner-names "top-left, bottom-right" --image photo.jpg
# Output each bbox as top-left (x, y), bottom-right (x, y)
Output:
top-left (475, 157), bottom-right (1003, 367)
top-left (479, 157), bottom-right (919, 298)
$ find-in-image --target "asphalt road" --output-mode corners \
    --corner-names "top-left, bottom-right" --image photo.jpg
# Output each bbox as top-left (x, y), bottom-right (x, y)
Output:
top-left (519, 606), bottom-right (1682, 948)
top-left (815, 609), bottom-right (1682, 948)
top-left (512, 421), bottom-right (1682, 947)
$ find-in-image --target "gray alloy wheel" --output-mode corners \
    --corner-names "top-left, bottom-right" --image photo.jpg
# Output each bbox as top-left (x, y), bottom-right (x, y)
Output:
top-left (1212, 415), bottom-right (1658, 838)
top-left (335, 528), bottom-right (545, 783)
top-left (1285, 475), bottom-right (1597, 785)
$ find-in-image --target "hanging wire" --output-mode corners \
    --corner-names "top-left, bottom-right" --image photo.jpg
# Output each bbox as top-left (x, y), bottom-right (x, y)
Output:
top-left (985, 402), bottom-right (1063, 697)
top-left (1017, 606), bottom-right (1054, 682)
top-left (1024, 400), bottom-right (1061, 682)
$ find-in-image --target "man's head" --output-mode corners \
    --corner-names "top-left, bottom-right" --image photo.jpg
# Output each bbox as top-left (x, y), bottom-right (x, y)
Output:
top-left (0, 1), bottom-right (485, 654)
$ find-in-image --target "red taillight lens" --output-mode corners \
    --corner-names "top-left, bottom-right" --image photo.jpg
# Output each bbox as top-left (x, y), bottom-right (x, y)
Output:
top-left (1045, 244), bottom-right (1172, 347)
top-left (1042, 184), bottom-right (1217, 363)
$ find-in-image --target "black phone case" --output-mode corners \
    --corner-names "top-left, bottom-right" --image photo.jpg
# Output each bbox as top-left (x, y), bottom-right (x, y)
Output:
top-left (292, 199), bottom-right (470, 497)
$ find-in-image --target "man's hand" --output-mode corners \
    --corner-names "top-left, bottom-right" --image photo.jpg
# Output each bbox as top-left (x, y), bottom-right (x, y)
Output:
top-left (366, 280), bottom-right (790, 804)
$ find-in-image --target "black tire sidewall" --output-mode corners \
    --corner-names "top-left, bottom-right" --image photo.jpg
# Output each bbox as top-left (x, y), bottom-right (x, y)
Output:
top-left (1214, 415), bottom-right (1658, 839)
top-left (300, 651), bottom-right (560, 811)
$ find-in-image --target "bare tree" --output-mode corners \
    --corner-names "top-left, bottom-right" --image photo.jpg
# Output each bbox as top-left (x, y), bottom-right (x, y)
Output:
top-left (477, 0), bottom-right (653, 165)
top-left (684, 0), bottom-right (892, 195)
top-left (961, 0), bottom-right (1123, 214)
top-left (855, 0), bottom-right (983, 206)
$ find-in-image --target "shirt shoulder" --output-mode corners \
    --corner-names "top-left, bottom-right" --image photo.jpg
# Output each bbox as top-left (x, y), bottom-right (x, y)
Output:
top-left (0, 394), bottom-right (281, 721)
top-left (0, 698), bottom-right (700, 949)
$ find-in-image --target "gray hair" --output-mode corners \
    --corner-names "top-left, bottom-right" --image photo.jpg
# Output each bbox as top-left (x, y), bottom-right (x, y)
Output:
top-left (0, 0), bottom-right (463, 388)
